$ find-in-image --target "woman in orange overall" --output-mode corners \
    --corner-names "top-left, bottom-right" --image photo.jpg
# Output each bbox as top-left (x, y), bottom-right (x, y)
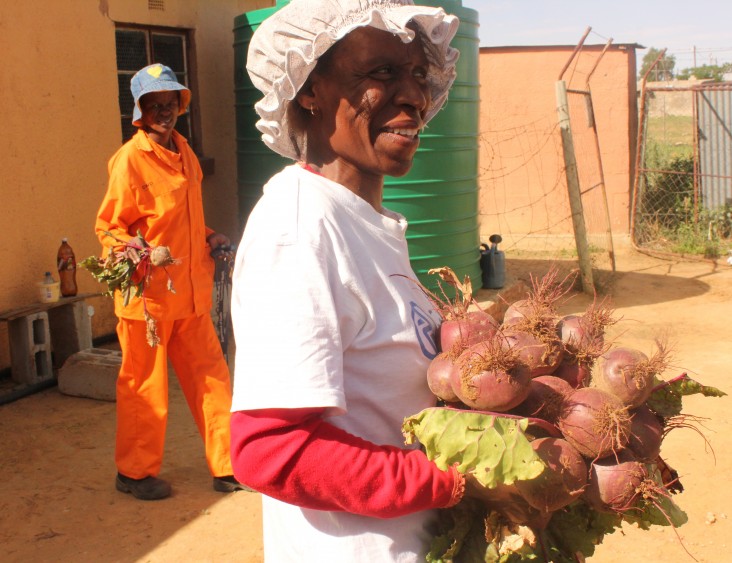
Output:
top-left (95, 64), bottom-right (246, 500)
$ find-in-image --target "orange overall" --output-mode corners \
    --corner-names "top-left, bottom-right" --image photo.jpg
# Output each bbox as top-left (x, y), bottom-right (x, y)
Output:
top-left (96, 129), bottom-right (233, 479)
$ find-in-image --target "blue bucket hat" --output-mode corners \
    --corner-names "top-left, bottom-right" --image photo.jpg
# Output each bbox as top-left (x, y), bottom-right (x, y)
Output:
top-left (130, 63), bottom-right (191, 126)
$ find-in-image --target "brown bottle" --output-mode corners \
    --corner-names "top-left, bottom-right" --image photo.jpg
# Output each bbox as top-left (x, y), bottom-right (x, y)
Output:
top-left (57, 238), bottom-right (78, 297)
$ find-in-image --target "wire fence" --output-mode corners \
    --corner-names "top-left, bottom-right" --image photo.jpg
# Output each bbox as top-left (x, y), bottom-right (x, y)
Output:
top-left (632, 82), bottom-right (732, 259)
top-left (479, 116), bottom-right (572, 247)
top-left (478, 89), bottom-right (616, 278)
top-left (478, 34), bottom-right (620, 292)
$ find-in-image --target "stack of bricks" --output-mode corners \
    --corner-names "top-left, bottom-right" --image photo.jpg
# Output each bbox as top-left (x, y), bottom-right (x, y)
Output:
top-left (1, 295), bottom-right (96, 394)
top-left (8, 312), bottom-right (53, 385)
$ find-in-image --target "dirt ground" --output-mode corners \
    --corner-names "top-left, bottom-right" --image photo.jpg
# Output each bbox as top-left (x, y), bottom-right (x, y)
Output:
top-left (1, 247), bottom-right (731, 563)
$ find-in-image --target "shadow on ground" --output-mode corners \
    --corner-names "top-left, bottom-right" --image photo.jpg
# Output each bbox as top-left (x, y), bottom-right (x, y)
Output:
top-left (1, 250), bottom-right (726, 563)
top-left (473, 256), bottom-right (713, 312)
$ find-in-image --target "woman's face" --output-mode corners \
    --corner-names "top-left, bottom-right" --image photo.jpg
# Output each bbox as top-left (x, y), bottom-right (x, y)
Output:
top-left (139, 91), bottom-right (179, 141)
top-left (304, 26), bottom-right (432, 181)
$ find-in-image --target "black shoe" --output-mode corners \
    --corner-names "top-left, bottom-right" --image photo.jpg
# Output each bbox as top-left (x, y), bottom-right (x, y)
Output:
top-left (116, 473), bottom-right (171, 500)
top-left (213, 475), bottom-right (254, 493)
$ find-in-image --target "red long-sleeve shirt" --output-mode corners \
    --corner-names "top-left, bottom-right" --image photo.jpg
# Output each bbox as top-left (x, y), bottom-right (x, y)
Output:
top-left (230, 408), bottom-right (464, 518)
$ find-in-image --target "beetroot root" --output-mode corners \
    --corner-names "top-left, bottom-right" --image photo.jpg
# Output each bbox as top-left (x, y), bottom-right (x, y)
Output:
top-left (515, 437), bottom-right (588, 512)
top-left (558, 387), bottom-right (632, 459)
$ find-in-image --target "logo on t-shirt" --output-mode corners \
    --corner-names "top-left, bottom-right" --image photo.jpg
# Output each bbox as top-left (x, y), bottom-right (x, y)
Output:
top-left (410, 301), bottom-right (439, 360)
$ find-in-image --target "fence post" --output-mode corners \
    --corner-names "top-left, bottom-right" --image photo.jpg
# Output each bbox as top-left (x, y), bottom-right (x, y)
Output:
top-left (556, 80), bottom-right (594, 294)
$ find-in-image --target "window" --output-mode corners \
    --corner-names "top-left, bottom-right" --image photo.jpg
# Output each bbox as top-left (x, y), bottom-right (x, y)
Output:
top-left (115, 26), bottom-right (193, 145)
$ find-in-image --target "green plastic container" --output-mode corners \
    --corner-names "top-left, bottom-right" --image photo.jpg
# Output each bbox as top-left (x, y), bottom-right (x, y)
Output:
top-left (233, 1), bottom-right (291, 225)
top-left (233, 1), bottom-right (481, 290)
top-left (385, 0), bottom-right (481, 291)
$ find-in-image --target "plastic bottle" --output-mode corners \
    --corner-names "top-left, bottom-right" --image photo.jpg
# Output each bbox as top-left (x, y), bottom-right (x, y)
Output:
top-left (57, 238), bottom-right (78, 297)
top-left (38, 272), bottom-right (60, 303)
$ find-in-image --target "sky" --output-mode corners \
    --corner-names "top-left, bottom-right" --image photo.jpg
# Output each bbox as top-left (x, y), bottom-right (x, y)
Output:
top-left (462, 0), bottom-right (732, 70)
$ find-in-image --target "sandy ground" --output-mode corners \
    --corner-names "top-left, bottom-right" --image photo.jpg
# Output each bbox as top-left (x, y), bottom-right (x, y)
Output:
top-left (1, 248), bottom-right (731, 562)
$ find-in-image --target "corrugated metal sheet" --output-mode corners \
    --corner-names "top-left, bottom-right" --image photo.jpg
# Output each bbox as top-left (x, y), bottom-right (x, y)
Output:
top-left (697, 85), bottom-right (732, 209)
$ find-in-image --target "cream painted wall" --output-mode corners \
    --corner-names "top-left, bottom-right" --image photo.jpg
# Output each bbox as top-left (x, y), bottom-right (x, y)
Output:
top-left (0, 0), bottom-right (269, 370)
top-left (0, 3), bottom-right (637, 374)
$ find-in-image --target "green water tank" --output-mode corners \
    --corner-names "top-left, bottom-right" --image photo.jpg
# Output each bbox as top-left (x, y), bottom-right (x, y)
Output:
top-left (233, 1), bottom-right (291, 225)
top-left (385, 0), bottom-right (481, 290)
top-left (233, 1), bottom-right (481, 290)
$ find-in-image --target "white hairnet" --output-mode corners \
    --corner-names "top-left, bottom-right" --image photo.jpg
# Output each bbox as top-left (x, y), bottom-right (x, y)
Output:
top-left (246, 0), bottom-right (460, 160)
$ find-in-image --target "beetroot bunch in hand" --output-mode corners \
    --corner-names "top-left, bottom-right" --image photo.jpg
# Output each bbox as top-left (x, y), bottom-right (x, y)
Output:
top-left (407, 266), bottom-right (726, 561)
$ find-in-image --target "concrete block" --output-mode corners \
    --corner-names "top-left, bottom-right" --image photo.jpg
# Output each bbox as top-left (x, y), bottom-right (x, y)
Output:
top-left (47, 301), bottom-right (93, 367)
top-left (58, 347), bottom-right (121, 402)
top-left (9, 312), bottom-right (53, 385)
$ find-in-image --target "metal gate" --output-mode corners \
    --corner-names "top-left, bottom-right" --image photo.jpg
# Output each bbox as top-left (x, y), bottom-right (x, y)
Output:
top-left (632, 72), bottom-right (732, 258)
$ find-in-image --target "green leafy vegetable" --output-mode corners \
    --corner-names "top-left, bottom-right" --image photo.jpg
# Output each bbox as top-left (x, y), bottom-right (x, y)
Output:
top-left (427, 498), bottom-right (487, 562)
top-left (623, 465), bottom-right (688, 529)
top-left (80, 253), bottom-right (139, 303)
top-left (483, 512), bottom-right (542, 562)
top-left (543, 501), bottom-right (622, 559)
top-left (80, 231), bottom-right (177, 347)
top-left (646, 373), bottom-right (726, 417)
top-left (429, 501), bottom-right (545, 563)
top-left (402, 407), bottom-right (544, 488)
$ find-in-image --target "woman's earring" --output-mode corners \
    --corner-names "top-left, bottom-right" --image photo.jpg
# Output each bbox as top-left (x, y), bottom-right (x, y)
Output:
top-left (310, 105), bottom-right (318, 117)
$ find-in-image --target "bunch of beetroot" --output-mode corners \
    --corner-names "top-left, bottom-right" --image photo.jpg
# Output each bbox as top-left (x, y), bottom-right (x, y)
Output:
top-left (419, 266), bottom-right (725, 562)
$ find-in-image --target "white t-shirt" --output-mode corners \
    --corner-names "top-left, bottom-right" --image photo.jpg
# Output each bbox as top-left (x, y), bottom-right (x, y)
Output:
top-left (231, 165), bottom-right (442, 562)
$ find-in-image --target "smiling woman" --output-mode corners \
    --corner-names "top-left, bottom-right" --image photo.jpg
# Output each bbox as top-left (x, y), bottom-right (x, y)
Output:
top-left (93, 63), bottom-right (245, 502)
top-left (295, 24), bottom-right (433, 206)
top-left (227, 1), bottom-right (495, 562)
top-left (139, 91), bottom-right (181, 151)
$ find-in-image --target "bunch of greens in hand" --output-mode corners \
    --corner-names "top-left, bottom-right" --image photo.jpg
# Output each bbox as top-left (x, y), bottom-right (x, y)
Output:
top-left (80, 231), bottom-right (177, 347)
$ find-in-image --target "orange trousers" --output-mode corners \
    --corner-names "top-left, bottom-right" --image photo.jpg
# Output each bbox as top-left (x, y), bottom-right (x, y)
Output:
top-left (115, 314), bottom-right (233, 479)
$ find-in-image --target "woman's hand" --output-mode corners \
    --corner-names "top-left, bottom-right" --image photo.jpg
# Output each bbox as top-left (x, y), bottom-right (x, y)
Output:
top-left (206, 232), bottom-right (231, 252)
top-left (207, 232), bottom-right (235, 262)
top-left (124, 234), bottom-right (147, 264)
